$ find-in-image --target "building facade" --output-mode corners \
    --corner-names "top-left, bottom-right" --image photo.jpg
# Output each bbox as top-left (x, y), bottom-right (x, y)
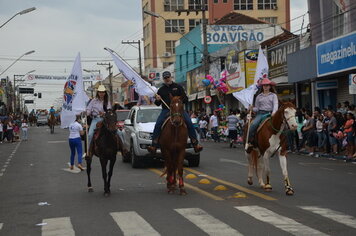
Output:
top-left (142, 0), bottom-right (290, 74)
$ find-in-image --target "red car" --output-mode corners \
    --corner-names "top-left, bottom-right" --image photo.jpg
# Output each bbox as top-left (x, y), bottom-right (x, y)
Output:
top-left (116, 110), bottom-right (130, 130)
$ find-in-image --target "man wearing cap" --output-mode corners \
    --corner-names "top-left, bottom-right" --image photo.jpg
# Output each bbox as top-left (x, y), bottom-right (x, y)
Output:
top-left (86, 85), bottom-right (111, 146)
top-left (147, 71), bottom-right (203, 154)
top-left (49, 105), bottom-right (55, 114)
top-left (247, 78), bottom-right (278, 152)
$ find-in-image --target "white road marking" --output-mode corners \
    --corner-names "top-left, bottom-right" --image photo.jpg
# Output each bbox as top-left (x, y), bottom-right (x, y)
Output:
top-left (0, 222), bottom-right (3, 230)
top-left (110, 211), bottom-right (160, 236)
top-left (47, 141), bottom-right (66, 144)
top-left (1, 169), bottom-right (5, 172)
top-left (0, 173), bottom-right (3, 177)
top-left (41, 217), bottom-right (75, 236)
top-left (235, 206), bottom-right (327, 236)
top-left (300, 206), bottom-right (356, 229)
top-left (320, 167), bottom-right (334, 171)
top-left (175, 208), bottom-right (242, 236)
top-left (3, 165), bottom-right (7, 168)
top-left (220, 158), bottom-right (248, 167)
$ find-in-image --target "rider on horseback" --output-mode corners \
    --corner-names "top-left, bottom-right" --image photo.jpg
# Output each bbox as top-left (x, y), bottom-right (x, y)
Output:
top-left (247, 78), bottom-right (278, 152)
top-left (147, 71), bottom-right (203, 154)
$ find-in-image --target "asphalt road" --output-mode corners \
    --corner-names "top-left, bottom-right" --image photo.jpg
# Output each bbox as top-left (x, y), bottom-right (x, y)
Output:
top-left (0, 126), bottom-right (356, 236)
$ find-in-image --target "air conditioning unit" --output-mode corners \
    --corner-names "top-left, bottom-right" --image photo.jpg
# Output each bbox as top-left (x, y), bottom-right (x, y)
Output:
top-left (179, 28), bottom-right (185, 34)
top-left (164, 0), bottom-right (170, 5)
top-left (272, 4), bottom-right (278, 10)
top-left (162, 52), bottom-right (172, 58)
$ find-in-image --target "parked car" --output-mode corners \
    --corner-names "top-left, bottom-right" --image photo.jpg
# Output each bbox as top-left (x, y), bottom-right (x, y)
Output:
top-left (116, 109), bottom-right (130, 130)
top-left (122, 105), bottom-right (200, 168)
top-left (37, 114), bottom-right (48, 126)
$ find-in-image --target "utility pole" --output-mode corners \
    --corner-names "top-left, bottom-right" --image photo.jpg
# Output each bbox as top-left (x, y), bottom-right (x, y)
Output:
top-left (176, 1), bottom-right (211, 113)
top-left (97, 62), bottom-right (113, 103)
top-left (13, 74), bottom-right (25, 113)
top-left (121, 40), bottom-right (143, 76)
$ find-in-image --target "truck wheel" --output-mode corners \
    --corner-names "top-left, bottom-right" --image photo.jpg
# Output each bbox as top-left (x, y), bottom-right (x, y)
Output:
top-left (131, 143), bottom-right (144, 168)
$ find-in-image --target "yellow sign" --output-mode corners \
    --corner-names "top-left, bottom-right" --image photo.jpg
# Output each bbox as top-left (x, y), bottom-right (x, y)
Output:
top-left (226, 50), bottom-right (245, 94)
top-left (245, 49), bottom-right (258, 87)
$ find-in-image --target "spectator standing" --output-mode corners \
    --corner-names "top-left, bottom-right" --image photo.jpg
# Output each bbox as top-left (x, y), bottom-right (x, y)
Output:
top-left (6, 119), bottom-right (14, 142)
top-left (343, 113), bottom-right (354, 160)
top-left (302, 111), bottom-right (316, 156)
top-left (327, 110), bottom-right (338, 155)
top-left (68, 115), bottom-right (85, 171)
top-left (209, 111), bottom-right (220, 142)
top-left (226, 111), bottom-right (239, 148)
top-left (199, 117), bottom-right (208, 141)
top-left (316, 115), bottom-right (326, 152)
top-left (0, 120), bottom-right (3, 143)
top-left (21, 119), bottom-right (29, 141)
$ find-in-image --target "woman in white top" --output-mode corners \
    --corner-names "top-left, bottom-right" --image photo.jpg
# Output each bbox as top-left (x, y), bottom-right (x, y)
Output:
top-left (68, 115), bottom-right (85, 170)
top-left (21, 119), bottom-right (29, 141)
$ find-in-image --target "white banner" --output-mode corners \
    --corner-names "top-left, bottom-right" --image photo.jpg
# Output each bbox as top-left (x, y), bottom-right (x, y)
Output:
top-left (106, 48), bottom-right (157, 97)
top-left (26, 74), bottom-right (102, 82)
top-left (60, 53), bottom-right (89, 128)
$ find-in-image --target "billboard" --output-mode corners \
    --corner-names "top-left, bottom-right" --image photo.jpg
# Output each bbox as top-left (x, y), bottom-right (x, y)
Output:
top-left (187, 66), bottom-right (205, 95)
top-left (316, 31), bottom-right (356, 77)
top-left (225, 50), bottom-right (245, 94)
top-left (244, 49), bottom-right (258, 87)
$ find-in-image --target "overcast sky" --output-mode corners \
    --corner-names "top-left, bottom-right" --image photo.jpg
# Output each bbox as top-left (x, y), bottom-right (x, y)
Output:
top-left (0, 0), bottom-right (308, 109)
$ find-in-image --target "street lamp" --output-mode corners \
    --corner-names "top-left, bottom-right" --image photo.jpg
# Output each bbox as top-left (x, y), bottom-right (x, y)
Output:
top-left (0, 50), bottom-right (35, 77)
top-left (0, 7), bottom-right (36, 29)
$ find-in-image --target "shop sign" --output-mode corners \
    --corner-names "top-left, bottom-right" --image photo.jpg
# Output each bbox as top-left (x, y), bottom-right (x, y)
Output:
top-left (225, 50), bottom-right (245, 94)
top-left (188, 93), bottom-right (197, 101)
top-left (203, 96), bottom-right (212, 104)
top-left (197, 90), bottom-right (206, 99)
top-left (316, 31), bottom-right (356, 77)
top-left (245, 49), bottom-right (258, 87)
top-left (316, 80), bottom-right (338, 90)
top-left (205, 24), bottom-right (283, 45)
top-left (268, 38), bottom-right (300, 78)
top-left (349, 74), bottom-right (356, 94)
top-left (187, 66), bottom-right (205, 95)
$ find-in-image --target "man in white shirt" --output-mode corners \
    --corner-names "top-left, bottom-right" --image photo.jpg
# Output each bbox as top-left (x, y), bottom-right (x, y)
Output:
top-left (209, 111), bottom-right (220, 142)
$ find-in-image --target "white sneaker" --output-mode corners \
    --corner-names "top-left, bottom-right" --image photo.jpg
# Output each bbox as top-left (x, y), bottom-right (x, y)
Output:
top-left (308, 152), bottom-right (314, 156)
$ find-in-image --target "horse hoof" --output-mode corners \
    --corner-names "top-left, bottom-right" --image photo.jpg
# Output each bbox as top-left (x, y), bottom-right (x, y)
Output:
top-left (88, 187), bottom-right (94, 192)
top-left (247, 178), bottom-right (253, 185)
top-left (104, 192), bottom-right (110, 197)
top-left (180, 189), bottom-right (187, 195)
top-left (264, 184), bottom-right (272, 192)
top-left (286, 187), bottom-right (294, 196)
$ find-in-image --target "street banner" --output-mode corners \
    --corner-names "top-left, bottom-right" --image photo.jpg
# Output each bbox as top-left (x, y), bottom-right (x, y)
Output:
top-left (225, 50), bottom-right (245, 94)
top-left (60, 53), bottom-right (89, 128)
top-left (26, 74), bottom-right (102, 82)
top-left (106, 49), bottom-right (157, 97)
top-left (233, 46), bottom-right (269, 108)
top-left (245, 49), bottom-right (258, 87)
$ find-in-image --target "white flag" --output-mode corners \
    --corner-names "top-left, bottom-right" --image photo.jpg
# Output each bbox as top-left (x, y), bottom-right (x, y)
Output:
top-left (233, 46), bottom-right (269, 108)
top-left (60, 53), bottom-right (89, 128)
top-left (106, 48), bottom-right (157, 97)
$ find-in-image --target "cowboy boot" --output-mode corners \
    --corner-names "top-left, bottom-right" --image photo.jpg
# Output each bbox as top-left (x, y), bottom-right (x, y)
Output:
top-left (147, 139), bottom-right (159, 154)
top-left (191, 139), bottom-right (203, 153)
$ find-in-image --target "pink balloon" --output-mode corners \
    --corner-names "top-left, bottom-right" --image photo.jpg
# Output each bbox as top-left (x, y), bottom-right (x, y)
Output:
top-left (206, 75), bottom-right (214, 82)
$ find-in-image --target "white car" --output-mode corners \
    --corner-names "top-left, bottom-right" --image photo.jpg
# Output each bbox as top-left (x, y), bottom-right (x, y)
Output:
top-left (122, 105), bottom-right (200, 168)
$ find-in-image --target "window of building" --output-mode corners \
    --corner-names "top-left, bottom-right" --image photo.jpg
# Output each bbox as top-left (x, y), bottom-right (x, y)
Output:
top-left (165, 19), bottom-right (185, 33)
top-left (223, 0), bottom-right (228, 3)
top-left (234, 0), bottom-right (253, 10)
top-left (163, 62), bottom-right (174, 68)
top-left (165, 40), bottom-right (176, 54)
top-left (333, 2), bottom-right (344, 37)
top-left (213, 0), bottom-right (219, 3)
top-left (179, 55), bottom-right (183, 71)
top-left (193, 47), bottom-right (197, 64)
top-left (186, 51), bottom-right (189, 68)
top-left (258, 0), bottom-right (277, 10)
top-left (188, 0), bottom-right (208, 10)
top-left (189, 19), bottom-right (201, 31)
top-left (164, 0), bottom-right (184, 11)
top-left (143, 23), bottom-right (150, 39)
top-left (258, 17), bottom-right (277, 24)
top-left (144, 44), bottom-right (151, 59)
top-left (143, 3), bottom-right (149, 20)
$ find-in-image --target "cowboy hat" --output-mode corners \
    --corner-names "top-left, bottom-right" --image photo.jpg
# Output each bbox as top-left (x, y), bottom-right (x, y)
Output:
top-left (260, 78), bottom-right (276, 86)
top-left (97, 85), bottom-right (106, 92)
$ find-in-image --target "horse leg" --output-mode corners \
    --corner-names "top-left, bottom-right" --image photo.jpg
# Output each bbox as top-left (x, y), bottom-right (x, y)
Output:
top-left (107, 156), bottom-right (117, 194)
top-left (99, 158), bottom-right (110, 196)
top-left (262, 151), bottom-right (272, 191)
top-left (257, 155), bottom-right (265, 188)
top-left (177, 150), bottom-right (186, 195)
top-left (279, 153), bottom-right (294, 195)
top-left (246, 151), bottom-right (254, 185)
top-left (85, 155), bottom-right (94, 192)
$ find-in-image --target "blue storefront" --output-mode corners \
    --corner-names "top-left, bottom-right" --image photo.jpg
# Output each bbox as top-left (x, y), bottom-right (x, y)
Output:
top-left (288, 31), bottom-right (356, 109)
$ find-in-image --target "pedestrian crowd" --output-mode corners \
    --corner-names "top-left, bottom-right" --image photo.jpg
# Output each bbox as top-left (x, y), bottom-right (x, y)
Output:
top-left (0, 113), bottom-right (27, 144)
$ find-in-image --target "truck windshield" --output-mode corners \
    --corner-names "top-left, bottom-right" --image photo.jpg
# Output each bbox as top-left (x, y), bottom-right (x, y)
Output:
top-left (136, 109), bottom-right (161, 123)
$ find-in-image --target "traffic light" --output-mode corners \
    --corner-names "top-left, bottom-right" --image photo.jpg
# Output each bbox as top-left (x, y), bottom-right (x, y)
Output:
top-left (38, 92), bottom-right (42, 98)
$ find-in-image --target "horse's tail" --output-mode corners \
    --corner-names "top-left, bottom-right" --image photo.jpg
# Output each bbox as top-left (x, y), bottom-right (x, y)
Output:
top-left (251, 150), bottom-right (259, 174)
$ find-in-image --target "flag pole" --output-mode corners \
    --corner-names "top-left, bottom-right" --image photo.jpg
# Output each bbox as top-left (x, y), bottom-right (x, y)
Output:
top-left (104, 47), bottom-right (170, 110)
top-left (244, 109), bottom-right (253, 151)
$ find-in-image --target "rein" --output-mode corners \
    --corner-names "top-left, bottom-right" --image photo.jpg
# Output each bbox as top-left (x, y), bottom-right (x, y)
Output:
top-left (268, 108), bottom-right (294, 134)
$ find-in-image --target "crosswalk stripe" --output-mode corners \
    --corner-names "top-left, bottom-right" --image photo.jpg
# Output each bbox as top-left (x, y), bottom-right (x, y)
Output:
top-left (175, 208), bottom-right (243, 236)
top-left (0, 223), bottom-right (3, 230)
top-left (110, 211), bottom-right (160, 236)
top-left (42, 217), bottom-right (75, 236)
top-left (235, 206), bottom-right (328, 236)
top-left (300, 206), bottom-right (356, 229)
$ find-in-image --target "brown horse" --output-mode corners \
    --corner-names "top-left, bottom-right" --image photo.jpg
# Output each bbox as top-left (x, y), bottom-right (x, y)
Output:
top-left (244, 102), bottom-right (298, 195)
top-left (29, 114), bottom-right (37, 126)
top-left (159, 95), bottom-right (188, 195)
top-left (86, 110), bottom-right (127, 196)
top-left (48, 113), bottom-right (56, 134)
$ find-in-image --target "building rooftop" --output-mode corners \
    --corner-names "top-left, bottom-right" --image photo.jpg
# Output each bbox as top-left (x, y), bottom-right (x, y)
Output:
top-left (213, 12), bottom-right (267, 25)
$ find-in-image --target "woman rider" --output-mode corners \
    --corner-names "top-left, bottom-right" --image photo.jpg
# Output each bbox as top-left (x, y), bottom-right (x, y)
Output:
top-left (86, 85), bottom-right (111, 146)
top-left (247, 78), bottom-right (278, 151)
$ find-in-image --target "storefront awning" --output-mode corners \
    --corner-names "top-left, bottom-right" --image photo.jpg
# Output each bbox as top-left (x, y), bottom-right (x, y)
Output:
top-left (188, 93), bottom-right (197, 101)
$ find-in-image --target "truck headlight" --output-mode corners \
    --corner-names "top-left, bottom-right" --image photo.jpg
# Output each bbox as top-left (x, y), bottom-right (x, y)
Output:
top-left (139, 131), bottom-right (151, 140)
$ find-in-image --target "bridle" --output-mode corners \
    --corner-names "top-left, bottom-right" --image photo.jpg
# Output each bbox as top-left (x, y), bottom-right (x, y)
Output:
top-left (269, 106), bottom-right (295, 133)
top-left (170, 101), bottom-right (184, 127)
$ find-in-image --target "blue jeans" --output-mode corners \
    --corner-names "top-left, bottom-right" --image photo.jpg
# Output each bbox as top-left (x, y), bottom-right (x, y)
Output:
top-left (317, 131), bottom-right (326, 148)
top-left (22, 130), bottom-right (28, 140)
top-left (152, 109), bottom-right (197, 147)
top-left (211, 126), bottom-right (220, 142)
top-left (248, 111), bottom-right (270, 141)
top-left (88, 117), bottom-right (103, 145)
top-left (69, 137), bottom-right (83, 165)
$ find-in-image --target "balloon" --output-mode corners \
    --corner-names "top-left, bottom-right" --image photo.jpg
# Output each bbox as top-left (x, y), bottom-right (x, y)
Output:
top-left (202, 79), bottom-right (210, 86)
top-left (218, 104), bottom-right (223, 108)
top-left (206, 75), bottom-right (214, 83)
